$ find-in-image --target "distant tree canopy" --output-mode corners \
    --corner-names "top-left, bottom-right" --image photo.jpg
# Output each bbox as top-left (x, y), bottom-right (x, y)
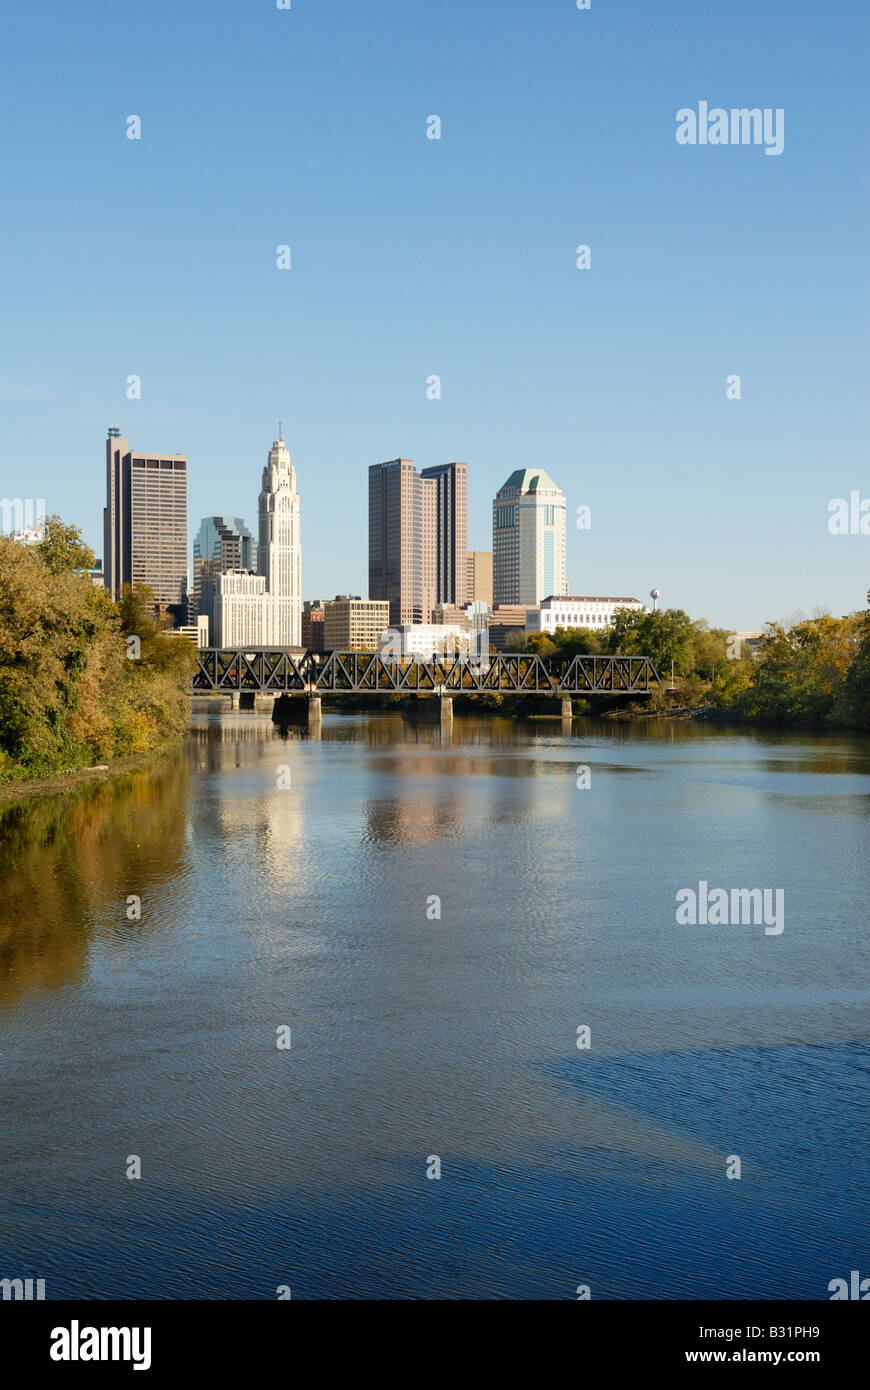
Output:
top-left (0, 518), bottom-right (194, 780)
top-left (725, 611), bottom-right (870, 727)
top-left (518, 607), bottom-right (731, 677)
top-left (514, 600), bottom-right (870, 728)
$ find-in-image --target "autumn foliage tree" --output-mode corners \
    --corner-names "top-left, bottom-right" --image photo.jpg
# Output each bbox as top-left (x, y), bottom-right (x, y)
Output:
top-left (0, 517), bottom-right (194, 780)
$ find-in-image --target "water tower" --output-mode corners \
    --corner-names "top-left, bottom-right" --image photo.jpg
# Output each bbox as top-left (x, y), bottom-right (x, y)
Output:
top-left (650, 588), bottom-right (661, 612)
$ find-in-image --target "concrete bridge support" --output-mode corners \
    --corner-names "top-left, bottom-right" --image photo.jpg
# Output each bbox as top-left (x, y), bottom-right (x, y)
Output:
top-left (308, 696), bottom-right (322, 728)
top-left (440, 696), bottom-right (454, 731)
top-left (561, 696), bottom-right (573, 721)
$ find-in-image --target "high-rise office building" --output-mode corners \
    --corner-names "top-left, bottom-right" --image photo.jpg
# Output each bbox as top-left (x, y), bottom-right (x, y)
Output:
top-left (215, 427), bottom-right (302, 647)
top-left (258, 427), bottom-right (302, 646)
top-left (492, 468), bottom-right (567, 606)
top-left (466, 549), bottom-right (494, 606)
top-left (103, 427), bottom-right (188, 619)
top-left (419, 461), bottom-right (467, 608)
top-left (191, 516), bottom-right (256, 625)
top-left (369, 458), bottom-right (436, 625)
top-left (369, 457), bottom-right (468, 625)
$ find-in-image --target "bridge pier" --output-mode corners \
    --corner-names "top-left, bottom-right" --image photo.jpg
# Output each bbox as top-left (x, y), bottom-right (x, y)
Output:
top-left (308, 696), bottom-right (322, 728)
top-left (561, 696), bottom-right (573, 722)
top-left (271, 693), bottom-right (301, 724)
top-left (440, 696), bottom-right (454, 731)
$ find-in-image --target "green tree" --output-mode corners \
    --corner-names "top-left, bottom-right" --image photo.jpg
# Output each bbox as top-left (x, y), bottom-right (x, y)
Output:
top-left (734, 614), bottom-right (864, 724)
top-left (37, 515), bottom-right (96, 574)
top-left (606, 607), bottom-right (696, 678)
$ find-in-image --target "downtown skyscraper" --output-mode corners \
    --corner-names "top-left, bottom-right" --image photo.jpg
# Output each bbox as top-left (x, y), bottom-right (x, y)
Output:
top-left (492, 468), bottom-right (567, 606)
top-left (420, 461), bottom-right (468, 609)
top-left (369, 458), bottom-right (467, 626)
top-left (258, 429), bottom-right (302, 642)
top-left (213, 426), bottom-right (302, 647)
top-left (103, 427), bottom-right (188, 620)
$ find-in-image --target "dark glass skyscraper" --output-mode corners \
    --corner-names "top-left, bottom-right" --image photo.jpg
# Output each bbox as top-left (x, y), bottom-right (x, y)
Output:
top-left (420, 461), bottom-right (468, 608)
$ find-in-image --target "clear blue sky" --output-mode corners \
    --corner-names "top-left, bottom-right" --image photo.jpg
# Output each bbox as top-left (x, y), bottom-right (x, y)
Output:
top-left (1, 0), bottom-right (866, 629)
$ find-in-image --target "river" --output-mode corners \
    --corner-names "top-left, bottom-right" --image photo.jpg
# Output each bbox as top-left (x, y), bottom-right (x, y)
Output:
top-left (0, 705), bottom-right (867, 1299)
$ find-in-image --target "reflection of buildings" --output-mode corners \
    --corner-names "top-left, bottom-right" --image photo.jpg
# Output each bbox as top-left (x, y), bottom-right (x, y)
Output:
top-left (186, 708), bottom-right (571, 880)
top-left (188, 714), bottom-right (309, 898)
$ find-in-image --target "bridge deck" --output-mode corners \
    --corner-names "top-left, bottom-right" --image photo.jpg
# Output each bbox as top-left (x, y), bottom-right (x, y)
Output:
top-left (192, 650), bottom-right (661, 697)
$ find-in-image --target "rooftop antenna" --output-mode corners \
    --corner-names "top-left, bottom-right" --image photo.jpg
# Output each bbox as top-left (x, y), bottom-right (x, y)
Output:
top-left (278, 418), bottom-right (284, 442)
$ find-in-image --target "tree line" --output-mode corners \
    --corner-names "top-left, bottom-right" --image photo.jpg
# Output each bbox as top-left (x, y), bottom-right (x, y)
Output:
top-left (512, 600), bottom-right (870, 728)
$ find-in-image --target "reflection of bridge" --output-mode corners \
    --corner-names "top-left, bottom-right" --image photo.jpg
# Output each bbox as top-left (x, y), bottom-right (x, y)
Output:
top-left (193, 649), bottom-right (661, 702)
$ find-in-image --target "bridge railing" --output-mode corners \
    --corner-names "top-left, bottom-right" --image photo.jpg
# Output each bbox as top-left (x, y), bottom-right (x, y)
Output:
top-left (192, 650), bottom-right (661, 696)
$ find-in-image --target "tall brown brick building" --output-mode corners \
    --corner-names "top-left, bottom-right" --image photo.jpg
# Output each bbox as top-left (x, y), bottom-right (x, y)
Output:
top-left (368, 458), bottom-right (467, 626)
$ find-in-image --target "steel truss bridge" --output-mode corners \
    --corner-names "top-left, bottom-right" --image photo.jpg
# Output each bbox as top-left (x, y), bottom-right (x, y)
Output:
top-left (193, 650), bottom-right (661, 698)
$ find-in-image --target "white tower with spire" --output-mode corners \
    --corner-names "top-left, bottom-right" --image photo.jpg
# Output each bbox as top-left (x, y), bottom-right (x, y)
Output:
top-left (258, 421), bottom-right (302, 646)
top-left (213, 422), bottom-right (303, 648)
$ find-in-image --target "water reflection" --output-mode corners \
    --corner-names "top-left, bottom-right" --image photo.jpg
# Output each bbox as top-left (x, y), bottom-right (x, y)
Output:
top-left (0, 706), bottom-right (867, 1298)
top-left (2, 709), bottom-right (868, 1004)
top-left (0, 757), bottom-right (190, 1003)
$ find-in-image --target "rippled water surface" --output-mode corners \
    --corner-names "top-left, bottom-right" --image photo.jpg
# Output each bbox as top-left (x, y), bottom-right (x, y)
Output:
top-left (0, 707), bottom-right (867, 1298)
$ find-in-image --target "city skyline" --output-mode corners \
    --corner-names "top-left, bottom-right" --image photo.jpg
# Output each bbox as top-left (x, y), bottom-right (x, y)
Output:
top-left (79, 416), bottom-right (870, 632)
top-left (1, 2), bottom-right (865, 631)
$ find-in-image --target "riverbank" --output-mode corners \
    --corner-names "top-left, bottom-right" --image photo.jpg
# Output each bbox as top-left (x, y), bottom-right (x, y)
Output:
top-left (0, 740), bottom-right (183, 806)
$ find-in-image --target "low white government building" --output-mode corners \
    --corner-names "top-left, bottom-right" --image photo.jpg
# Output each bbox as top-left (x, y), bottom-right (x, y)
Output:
top-left (380, 624), bottom-right (473, 659)
top-left (527, 594), bottom-right (645, 635)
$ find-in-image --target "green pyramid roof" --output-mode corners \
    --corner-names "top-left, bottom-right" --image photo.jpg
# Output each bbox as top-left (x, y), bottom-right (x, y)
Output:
top-left (499, 468), bottom-right (561, 493)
